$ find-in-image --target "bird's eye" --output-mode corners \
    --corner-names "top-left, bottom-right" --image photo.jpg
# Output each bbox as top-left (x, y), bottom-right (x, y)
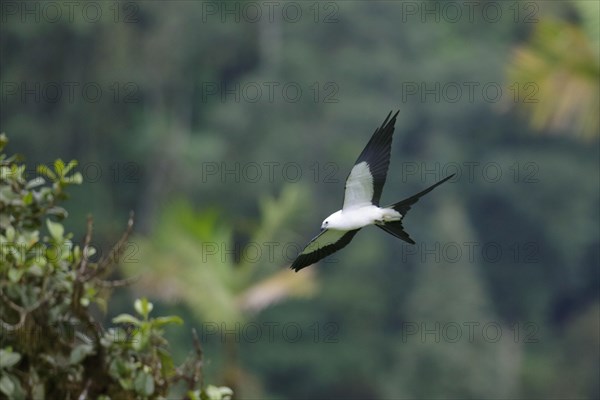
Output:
top-left (325, 221), bottom-right (328, 225)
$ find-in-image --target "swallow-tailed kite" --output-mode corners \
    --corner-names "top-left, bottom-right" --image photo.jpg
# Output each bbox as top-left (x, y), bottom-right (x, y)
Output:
top-left (291, 111), bottom-right (454, 272)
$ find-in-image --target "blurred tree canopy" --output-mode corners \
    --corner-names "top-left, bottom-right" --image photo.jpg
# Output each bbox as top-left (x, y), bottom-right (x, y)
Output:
top-left (1, 1), bottom-right (598, 399)
top-left (508, 1), bottom-right (599, 139)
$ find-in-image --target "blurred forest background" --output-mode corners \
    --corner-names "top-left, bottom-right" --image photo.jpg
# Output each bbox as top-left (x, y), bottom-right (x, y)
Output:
top-left (1, 0), bottom-right (599, 399)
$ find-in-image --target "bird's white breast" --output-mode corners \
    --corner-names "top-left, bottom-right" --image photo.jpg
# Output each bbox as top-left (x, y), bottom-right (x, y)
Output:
top-left (327, 206), bottom-right (401, 231)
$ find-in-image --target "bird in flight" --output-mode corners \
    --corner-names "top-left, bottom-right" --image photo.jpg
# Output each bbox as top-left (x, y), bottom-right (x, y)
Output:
top-left (291, 111), bottom-right (454, 272)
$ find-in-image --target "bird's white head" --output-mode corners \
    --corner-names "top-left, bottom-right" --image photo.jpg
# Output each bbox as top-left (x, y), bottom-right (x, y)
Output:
top-left (321, 210), bottom-right (344, 231)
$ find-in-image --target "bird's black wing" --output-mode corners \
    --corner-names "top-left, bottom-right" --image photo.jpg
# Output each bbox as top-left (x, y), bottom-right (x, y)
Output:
top-left (291, 229), bottom-right (360, 272)
top-left (342, 110), bottom-right (399, 209)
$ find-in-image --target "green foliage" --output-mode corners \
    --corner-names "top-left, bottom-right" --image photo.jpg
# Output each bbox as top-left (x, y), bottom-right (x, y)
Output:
top-left (125, 187), bottom-right (318, 394)
top-left (127, 186), bottom-right (316, 325)
top-left (0, 135), bottom-right (231, 399)
top-left (508, 15), bottom-right (600, 138)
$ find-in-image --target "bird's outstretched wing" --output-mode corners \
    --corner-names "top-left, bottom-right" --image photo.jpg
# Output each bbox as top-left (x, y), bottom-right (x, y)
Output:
top-left (291, 229), bottom-right (360, 272)
top-left (342, 110), bottom-right (399, 210)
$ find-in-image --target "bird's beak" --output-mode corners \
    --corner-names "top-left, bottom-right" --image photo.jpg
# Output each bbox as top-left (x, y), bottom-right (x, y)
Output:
top-left (320, 227), bottom-right (325, 232)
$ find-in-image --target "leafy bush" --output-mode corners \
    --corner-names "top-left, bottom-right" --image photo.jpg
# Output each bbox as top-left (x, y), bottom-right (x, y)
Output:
top-left (0, 134), bottom-right (231, 400)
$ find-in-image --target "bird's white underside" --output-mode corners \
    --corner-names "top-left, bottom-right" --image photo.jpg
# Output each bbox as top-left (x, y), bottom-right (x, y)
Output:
top-left (322, 160), bottom-right (402, 231)
top-left (303, 204), bottom-right (402, 256)
top-left (324, 205), bottom-right (402, 231)
top-left (310, 159), bottom-right (403, 248)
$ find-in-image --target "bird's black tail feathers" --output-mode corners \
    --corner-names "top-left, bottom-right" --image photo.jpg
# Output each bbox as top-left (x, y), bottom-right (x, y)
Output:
top-left (377, 221), bottom-right (416, 244)
top-left (376, 174), bottom-right (455, 244)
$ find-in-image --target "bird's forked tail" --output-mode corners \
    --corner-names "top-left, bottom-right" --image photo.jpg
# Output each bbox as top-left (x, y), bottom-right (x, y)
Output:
top-left (376, 174), bottom-right (455, 244)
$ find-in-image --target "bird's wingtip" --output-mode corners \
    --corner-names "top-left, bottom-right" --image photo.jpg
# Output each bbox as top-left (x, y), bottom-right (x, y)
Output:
top-left (380, 109), bottom-right (400, 129)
